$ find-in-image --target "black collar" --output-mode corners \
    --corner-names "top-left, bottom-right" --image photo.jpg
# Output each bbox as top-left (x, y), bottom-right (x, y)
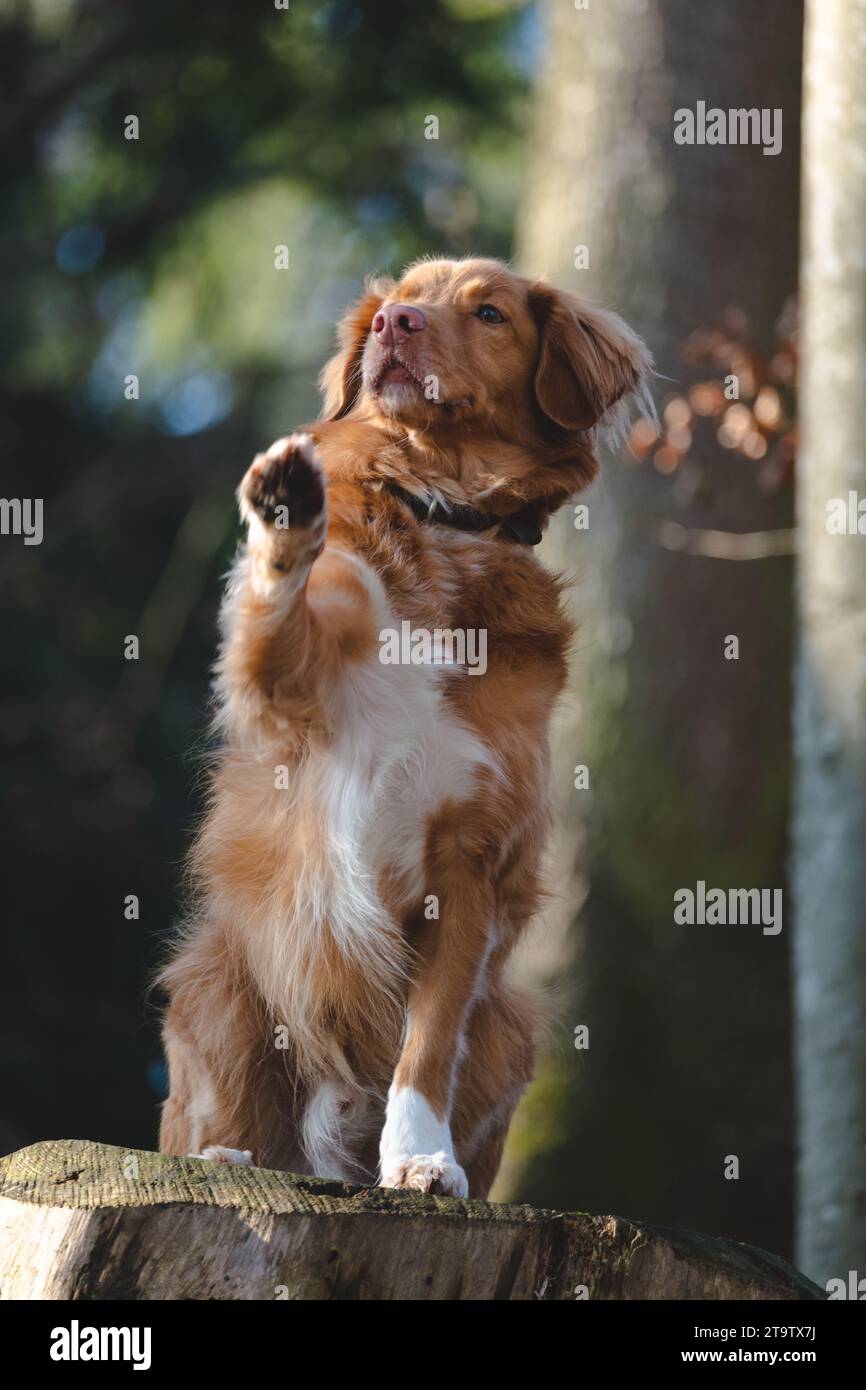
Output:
top-left (384, 482), bottom-right (543, 546)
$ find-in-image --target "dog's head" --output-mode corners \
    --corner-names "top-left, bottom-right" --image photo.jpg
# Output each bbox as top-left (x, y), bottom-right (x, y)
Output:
top-left (320, 256), bottom-right (653, 503)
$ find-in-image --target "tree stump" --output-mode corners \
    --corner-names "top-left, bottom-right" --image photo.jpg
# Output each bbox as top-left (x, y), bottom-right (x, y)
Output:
top-left (0, 1140), bottom-right (823, 1300)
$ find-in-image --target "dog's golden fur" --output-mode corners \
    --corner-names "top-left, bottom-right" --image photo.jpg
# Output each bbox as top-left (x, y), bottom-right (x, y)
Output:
top-left (158, 257), bottom-right (651, 1196)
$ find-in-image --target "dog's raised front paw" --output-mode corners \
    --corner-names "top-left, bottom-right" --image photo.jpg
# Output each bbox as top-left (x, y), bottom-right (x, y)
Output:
top-left (380, 1152), bottom-right (468, 1197)
top-left (239, 433), bottom-right (325, 530)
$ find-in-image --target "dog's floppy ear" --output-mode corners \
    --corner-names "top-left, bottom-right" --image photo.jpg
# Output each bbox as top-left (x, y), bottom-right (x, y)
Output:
top-left (318, 277), bottom-right (395, 420)
top-left (529, 282), bottom-right (652, 434)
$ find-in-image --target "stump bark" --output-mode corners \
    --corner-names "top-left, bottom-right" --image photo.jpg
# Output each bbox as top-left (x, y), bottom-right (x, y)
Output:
top-left (0, 1140), bottom-right (823, 1301)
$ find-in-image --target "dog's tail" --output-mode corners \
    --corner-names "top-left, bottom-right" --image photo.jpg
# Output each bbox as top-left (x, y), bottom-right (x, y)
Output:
top-left (301, 1077), bottom-right (376, 1182)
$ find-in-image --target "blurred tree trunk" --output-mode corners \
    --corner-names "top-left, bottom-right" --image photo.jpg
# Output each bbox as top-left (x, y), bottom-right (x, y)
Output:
top-left (794, 0), bottom-right (866, 1286)
top-left (508, 0), bottom-right (802, 1260)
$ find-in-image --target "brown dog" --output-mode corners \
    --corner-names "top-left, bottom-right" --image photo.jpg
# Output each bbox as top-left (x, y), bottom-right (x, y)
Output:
top-left (158, 257), bottom-right (651, 1197)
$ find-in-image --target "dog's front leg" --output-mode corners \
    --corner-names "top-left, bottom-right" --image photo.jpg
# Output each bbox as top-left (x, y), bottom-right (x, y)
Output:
top-left (379, 817), bottom-right (498, 1199)
top-left (218, 433), bottom-right (329, 735)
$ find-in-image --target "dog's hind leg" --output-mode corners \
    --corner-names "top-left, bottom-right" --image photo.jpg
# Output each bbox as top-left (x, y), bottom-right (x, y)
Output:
top-left (158, 922), bottom-right (307, 1172)
top-left (160, 1007), bottom-right (307, 1171)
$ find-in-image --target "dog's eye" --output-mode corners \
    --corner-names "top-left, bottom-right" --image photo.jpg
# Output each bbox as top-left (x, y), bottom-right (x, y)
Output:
top-left (476, 304), bottom-right (505, 324)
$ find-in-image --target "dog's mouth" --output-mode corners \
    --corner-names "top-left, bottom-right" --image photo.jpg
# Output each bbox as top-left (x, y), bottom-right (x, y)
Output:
top-left (367, 352), bottom-right (474, 414)
top-left (369, 353), bottom-right (425, 396)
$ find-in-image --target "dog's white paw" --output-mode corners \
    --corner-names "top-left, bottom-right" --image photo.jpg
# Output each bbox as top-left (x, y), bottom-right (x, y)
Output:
top-left (190, 1145), bottom-right (254, 1166)
top-left (381, 1152), bottom-right (468, 1197)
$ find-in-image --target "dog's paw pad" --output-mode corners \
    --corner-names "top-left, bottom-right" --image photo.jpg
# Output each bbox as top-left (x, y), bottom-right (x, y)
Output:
top-left (240, 433), bottom-right (325, 529)
top-left (190, 1146), bottom-right (254, 1166)
top-left (381, 1153), bottom-right (468, 1197)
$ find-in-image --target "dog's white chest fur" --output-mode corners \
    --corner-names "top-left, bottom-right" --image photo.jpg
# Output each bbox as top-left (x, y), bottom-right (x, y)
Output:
top-left (313, 552), bottom-right (494, 914)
